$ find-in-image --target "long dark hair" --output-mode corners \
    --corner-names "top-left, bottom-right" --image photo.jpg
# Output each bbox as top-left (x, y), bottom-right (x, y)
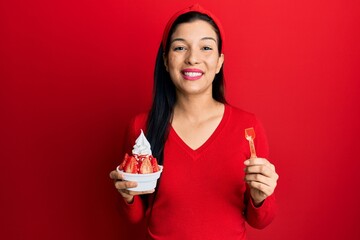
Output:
top-left (146, 12), bottom-right (226, 165)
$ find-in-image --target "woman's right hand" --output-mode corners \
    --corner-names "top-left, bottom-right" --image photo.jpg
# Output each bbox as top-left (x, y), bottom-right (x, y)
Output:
top-left (109, 170), bottom-right (155, 203)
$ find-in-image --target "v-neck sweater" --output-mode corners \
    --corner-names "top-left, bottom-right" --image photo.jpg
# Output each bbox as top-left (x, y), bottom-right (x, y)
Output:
top-left (120, 104), bottom-right (277, 239)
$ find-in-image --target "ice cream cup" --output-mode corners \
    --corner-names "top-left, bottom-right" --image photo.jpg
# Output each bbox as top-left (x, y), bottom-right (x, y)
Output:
top-left (116, 165), bottom-right (163, 191)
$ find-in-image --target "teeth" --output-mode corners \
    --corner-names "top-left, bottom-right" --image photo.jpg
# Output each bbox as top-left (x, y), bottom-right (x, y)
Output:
top-left (183, 72), bottom-right (202, 77)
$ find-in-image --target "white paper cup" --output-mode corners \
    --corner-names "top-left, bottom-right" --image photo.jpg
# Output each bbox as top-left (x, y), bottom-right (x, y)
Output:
top-left (116, 165), bottom-right (163, 191)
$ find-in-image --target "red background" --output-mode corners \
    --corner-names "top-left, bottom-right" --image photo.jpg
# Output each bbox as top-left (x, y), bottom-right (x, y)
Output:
top-left (1, 0), bottom-right (360, 239)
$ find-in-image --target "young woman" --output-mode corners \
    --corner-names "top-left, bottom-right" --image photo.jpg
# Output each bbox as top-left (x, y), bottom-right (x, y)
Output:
top-left (110, 4), bottom-right (279, 239)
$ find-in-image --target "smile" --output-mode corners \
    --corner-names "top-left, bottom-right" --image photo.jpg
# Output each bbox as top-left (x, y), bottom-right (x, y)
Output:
top-left (184, 72), bottom-right (202, 77)
top-left (181, 69), bottom-right (203, 80)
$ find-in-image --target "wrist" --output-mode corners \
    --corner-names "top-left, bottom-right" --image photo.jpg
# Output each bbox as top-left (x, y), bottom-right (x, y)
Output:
top-left (252, 197), bottom-right (264, 207)
top-left (124, 196), bottom-right (134, 204)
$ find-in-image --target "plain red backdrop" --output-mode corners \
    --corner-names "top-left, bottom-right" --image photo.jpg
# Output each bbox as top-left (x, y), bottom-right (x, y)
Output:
top-left (1, 0), bottom-right (360, 239)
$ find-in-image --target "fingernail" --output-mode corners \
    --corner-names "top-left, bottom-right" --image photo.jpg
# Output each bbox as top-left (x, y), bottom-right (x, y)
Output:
top-left (244, 160), bottom-right (250, 165)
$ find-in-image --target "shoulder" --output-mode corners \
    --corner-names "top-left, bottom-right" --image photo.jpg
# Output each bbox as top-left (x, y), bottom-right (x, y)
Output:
top-left (225, 104), bottom-right (265, 135)
top-left (226, 104), bottom-right (258, 124)
top-left (123, 112), bottom-right (149, 153)
top-left (127, 112), bottom-right (149, 135)
top-left (131, 112), bottom-right (148, 128)
top-left (225, 104), bottom-right (269, 156)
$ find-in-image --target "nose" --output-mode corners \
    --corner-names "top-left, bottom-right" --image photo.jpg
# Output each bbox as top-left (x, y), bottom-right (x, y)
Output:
top-left (185, 49), bottom-right (200, 65)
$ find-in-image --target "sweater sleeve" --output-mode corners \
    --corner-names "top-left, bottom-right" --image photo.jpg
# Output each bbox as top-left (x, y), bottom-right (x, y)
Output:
top-left (119, 196), bottom-right (146, 223)
top-left (244, 187), bottom-right (277, 229)
top-left (243, 117), bottom-right (277, 229)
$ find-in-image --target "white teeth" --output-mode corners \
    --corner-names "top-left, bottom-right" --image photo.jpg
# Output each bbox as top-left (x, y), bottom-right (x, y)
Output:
top-left (183, 72), bottom-right (202, 77)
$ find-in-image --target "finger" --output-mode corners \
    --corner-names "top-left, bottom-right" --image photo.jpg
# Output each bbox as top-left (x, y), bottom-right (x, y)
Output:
top-left (118, 188), bottom-right (132, 198)
top-left (128, 189), bottom-right (155, 195)
top-left (248, 180), bottom-right (274, 197)
top-left (269, 163), bottom-right (276, 171)
top-left (245, 173), bottom-right (272, 187)
top-left (109, 170), bottom-right (123, 180)
top-left (244, 158), bottom-right (276, 172)
top-left (262, 161), bottom-right (276, 172)
top-left (119, 188), bottom-right (155, 198)
top-left (115, 180), bottom-right (138, 190)
top-left (244, 157), bottom-right (268, 166)
top-left (245, 173), bottom-right (278, 189)
top-left (109, 170), bottom-right (117, 179)
top-left (245, 165), bottom-right (274, 178)
top-left (245, 166), bottom-right (279, 183)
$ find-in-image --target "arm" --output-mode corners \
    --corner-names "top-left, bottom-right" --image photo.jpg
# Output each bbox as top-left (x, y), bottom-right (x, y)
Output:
top-left (109, 114), bottom-right (150, 223)
top-left (243, 118), bottom-right (278, 228)
top-left (111, 172), bottom-right (149, 223)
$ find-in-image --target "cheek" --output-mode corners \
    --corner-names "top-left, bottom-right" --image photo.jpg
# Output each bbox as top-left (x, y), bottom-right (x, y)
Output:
top-left (167, 58), bottom-right (180, 79)
top-left (209, 59), bottom-right (221, 72)
top-left (167, 55), bottom-right (180, 68)
top-left (213, 56), bottom-right (224, 73)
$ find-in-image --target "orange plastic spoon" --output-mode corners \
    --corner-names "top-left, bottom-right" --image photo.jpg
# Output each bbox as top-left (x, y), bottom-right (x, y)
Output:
top-left (245, 127), bottom-right (257, 159)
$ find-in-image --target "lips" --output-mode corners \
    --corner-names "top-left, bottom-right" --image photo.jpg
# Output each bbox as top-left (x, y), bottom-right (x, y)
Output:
top-left (181, 68), bottom-right (203, 80)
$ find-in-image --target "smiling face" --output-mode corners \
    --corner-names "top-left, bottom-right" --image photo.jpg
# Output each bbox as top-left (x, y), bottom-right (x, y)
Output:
top-left (164, 20), bottom-right (224, 98)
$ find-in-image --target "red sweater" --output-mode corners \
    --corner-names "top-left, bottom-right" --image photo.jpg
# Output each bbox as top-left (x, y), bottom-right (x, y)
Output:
top-left (120, 104), bottom-right (276, 239)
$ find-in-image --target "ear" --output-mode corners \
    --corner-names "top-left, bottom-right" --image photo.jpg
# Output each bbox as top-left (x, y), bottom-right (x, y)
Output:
top-left (163, 53), bottom-right (169, 72)
top-left (216, 53), bottom-right (224, 74)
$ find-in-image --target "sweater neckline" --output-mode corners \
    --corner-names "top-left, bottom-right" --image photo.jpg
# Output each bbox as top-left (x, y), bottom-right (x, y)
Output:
top-left (169, 104), bottom-right (231, 157)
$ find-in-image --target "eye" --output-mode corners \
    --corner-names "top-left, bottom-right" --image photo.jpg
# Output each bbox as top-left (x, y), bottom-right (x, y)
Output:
top-left (173, 46), bottom-right (186, 51)
top-left (202, 46), bottom-right (213, 51)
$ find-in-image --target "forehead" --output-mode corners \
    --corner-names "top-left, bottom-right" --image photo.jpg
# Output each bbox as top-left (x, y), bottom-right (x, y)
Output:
top-left (171, 20), bottom-right (217, 40)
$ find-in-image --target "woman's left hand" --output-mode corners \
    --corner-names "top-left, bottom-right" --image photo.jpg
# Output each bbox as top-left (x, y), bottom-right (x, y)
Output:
top-left (244, 158), bottom-right (279, 206)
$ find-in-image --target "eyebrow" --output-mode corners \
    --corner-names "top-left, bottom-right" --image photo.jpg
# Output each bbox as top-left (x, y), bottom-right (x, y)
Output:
top-left (170, 37), bottom-right (217, 44)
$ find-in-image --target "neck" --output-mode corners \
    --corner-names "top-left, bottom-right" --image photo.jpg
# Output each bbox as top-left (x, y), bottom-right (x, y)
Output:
top-left (174, 93), bottom-right (223, 122)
